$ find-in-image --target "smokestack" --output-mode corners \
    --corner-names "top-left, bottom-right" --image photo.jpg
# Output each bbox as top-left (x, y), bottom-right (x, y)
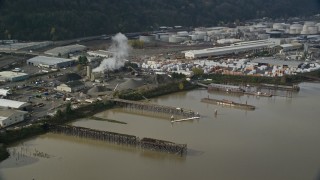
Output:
top-left (86, 65), bottom-right (92, 79)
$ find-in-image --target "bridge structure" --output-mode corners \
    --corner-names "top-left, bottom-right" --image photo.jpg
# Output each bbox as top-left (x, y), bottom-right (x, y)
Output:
top-left (47, 124), bottom-right (187, 156)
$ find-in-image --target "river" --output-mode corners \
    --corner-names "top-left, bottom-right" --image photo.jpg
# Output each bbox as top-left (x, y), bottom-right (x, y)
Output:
top-left (1, 82), bottom-right (320, 180)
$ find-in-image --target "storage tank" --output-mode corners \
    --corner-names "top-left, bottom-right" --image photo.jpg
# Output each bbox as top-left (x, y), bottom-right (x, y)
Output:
top-left (158, 33), bottom-right (169, 42)
top-left (189, 35), bottom-right (197, 41)
top-left (195, 31), bottom-right (207, 40)
top-left (273, 23), bottom-right (284, 30)
top-left (308, 26), bottom-right (318, 34)
top-left (177, 31), bottom-right (189, 36)
top-left (290, 24), bottom-right (303, 34)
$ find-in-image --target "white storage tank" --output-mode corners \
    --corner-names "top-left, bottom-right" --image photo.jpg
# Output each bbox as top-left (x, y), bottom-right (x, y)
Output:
top-left (290, 24), bottom-right (303, 34)
top-left (273, 23), bottom-right (284, 30)
top-left (177, 31), bottom-right (189, 36)
top-left (159, 33), bottom-right (169, 42)
top-left (308, 26), bottom-right (318, 34)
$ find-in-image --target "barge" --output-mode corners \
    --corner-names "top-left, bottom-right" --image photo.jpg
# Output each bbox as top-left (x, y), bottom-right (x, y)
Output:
top-left (201, 97), bottom-right (255, 110)
top-left (207, 83), bottom-right (245, 93)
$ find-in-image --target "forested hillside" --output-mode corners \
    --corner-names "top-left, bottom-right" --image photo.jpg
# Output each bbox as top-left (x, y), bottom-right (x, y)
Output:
top-left (0, 0), bottom-right (319, 40)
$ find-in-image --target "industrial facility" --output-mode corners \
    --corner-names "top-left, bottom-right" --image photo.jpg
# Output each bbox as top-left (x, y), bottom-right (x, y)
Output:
top-left (0, 71), bottom-right (29, 82)
top-left (45, 44), bottom-right (86, 57)
top-left (184, 40), bottom-right (280, 59)
top-left (87, 50), bottom-right (113, 58)
top-left (0, 109), bottom-right (28, 128)
top-left (27, 56), bottom-right (75, 68)
top-left (56, 81), bottom-right (85, 93)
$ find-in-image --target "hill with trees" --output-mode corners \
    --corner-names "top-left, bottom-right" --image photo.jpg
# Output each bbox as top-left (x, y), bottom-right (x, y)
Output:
top-left (0, 0), bottom-right (319, 40)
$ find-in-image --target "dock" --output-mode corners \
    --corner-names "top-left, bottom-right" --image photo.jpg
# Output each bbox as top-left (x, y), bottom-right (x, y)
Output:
top-left (258, 83), bottom-right (300, 92)
top-left (109, 98), bottom-right (198, 118)
top-left (201, 97), bottom-right (255, 110)
top-left (47, 124), bottom-right (187, 156)
top-left (244, 91), bottom-right (272, 97)
top-left (171, 117), bottom-right (200, 123)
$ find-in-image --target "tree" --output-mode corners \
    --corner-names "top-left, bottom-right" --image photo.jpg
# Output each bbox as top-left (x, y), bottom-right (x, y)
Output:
top-left (192, 67), bottom-right (204, 76)
top-left (178, 82), bottom-right (184, 90)
top-left (65, 102), bottom-right (73, 114)
top-left (55, 109), bottom-right (63, 120)
top-left (77, 64), bottom-right (83, 71)
top-left (78, 56), bottom-right (88, 65)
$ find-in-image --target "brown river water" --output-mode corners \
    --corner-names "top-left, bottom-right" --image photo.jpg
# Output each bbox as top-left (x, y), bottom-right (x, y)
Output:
top-left (1, 82), bottom-right (320, 180)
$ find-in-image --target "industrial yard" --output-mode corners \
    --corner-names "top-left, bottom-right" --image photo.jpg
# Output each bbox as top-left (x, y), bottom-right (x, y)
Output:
top-left (0, 16), bottom-right (320, 134)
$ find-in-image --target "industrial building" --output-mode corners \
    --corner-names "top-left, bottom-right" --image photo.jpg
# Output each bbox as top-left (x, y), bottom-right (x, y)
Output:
top-left (56, 81), bottom-right (85, 93)
top-left (0, 41), bottom-right (52, 51)
top-left (0, 89), bottom-right (12, 97)
top-left (0, 99), bottom-right (31, 111)
top-left (0, 109), bottom-right (28, 128)
top-left (280, 43), bottom-right (303, 52)
top-left (184, 40), bottom-right (279, 59)
top-left (0, 71), bottom-right (29, 82)
top-left (45, 44), bottom-right (86, 57)
top-left (87, 50), bottom-right (113, 58)
top-left (27, 56), bottom-right (75, 68)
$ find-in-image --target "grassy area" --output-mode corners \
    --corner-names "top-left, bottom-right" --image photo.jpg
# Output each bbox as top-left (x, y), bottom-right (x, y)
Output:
top-left (89, 116), bottom-right (127, 124)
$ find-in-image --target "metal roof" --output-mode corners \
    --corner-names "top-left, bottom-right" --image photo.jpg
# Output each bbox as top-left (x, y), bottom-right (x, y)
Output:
top-left (0, 99), bottom-right (29, 109)
top-left (27, 56), bottom-right (75, 66)
top-left (185, 40), bottom-right (276, 57)
top-left (0, 108), bottom-right (27, 118)
top-left (45, 44), bottom-right (86, 56)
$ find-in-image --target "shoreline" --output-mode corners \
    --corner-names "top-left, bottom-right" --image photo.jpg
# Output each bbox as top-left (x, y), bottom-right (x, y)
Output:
top-left (0, 80), bottom-right (197, 162)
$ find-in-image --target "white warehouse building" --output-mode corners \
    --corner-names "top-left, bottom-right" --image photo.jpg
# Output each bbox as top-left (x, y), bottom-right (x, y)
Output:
top-left (0, 109), bottom-right (28, 128)
top-left (0, 99), bottom-right (31, 111)
top-left (184, 40), bottom-right (279, 59)
top-left (0, 71), bottom-right (29, 82)
top-left (45, 44), bottom-right (87, 57)
top-left (27, 56), bottom-right (75, 68)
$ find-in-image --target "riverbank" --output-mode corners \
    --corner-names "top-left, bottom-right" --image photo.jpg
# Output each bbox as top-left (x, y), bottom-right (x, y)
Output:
top-left (198, 69), bottom-right (320, 86)
top-left (0, 80), bottom-right (197, 162)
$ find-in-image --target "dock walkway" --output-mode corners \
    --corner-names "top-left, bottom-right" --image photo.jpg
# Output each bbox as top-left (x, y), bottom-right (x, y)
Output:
top-left (47, 124), bottom-right (187, 156)
top-left (109, 98), bottom-right (198, 118)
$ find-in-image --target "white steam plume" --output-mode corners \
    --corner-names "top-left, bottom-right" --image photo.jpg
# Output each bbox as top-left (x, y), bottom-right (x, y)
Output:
top-left (93, 33), bottom-right (130, 72)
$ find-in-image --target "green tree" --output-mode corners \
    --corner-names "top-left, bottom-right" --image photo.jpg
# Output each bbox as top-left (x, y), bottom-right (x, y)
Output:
top-left (178, 82), bottom-right (184, 90)
top-left (55, 109), bottom-right (63, 120)
top-left (65, 102), bottom-right (73, 114)
top-left (192, 67), bottom-right (204, 76)
top-left (78, 56), bottom-right (88, 65)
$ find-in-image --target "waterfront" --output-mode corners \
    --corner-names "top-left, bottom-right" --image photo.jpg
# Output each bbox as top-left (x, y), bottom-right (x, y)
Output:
top-left (1, 82), bottom-right (320, 180)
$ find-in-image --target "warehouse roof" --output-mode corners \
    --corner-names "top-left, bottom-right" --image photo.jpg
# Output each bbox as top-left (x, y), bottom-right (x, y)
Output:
top-left (185, 40), bottom-right (276, 57)
top-left (27, 56), bottom-right (75, 66)
top-left (0, 71), bottom-right (29, 82)
top-left (45, 44), bottom-right (86, 56)
top-left (0, 108), bottom-right (27, 118)
top-left (0, 99), bottom-right (29, 109)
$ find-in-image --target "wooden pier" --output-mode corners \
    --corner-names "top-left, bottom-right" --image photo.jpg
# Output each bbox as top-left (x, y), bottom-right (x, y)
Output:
top-left (47, 124), bottom-right (187, 156)
top-left (109, 98), bottom-right (198, 118)
top-left (48, 124), bottom-right (138, 145)
top-left (140, 138), bottom-right (187, 156)
top-left (201, 97), bottom-right (255, 110)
